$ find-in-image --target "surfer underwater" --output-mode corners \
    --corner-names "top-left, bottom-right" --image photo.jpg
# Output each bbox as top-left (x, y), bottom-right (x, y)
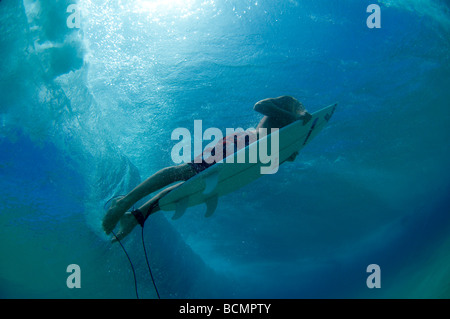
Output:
top-left (102, 96), bottom-right (312, 242)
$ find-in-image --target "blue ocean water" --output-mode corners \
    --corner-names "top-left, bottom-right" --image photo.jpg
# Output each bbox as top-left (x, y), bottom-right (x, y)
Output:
top-left (1, 0), bottom-right (450, 299)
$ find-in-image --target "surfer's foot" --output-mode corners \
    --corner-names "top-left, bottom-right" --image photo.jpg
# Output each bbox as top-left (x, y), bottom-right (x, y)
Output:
top-left (102, 197), bottom-right (131, 235)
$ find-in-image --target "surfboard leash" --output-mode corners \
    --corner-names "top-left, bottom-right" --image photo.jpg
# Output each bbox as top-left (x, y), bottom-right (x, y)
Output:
top-left (106, 196), bottom-right (161, 299)
top-left (141, 224), bottom-right (161, 299)
top-left (112, 222), bottom-right (161, 299)
top-left (131, 201), bottom-right (161, 299)
top-left (112, 230), bottom-right (140, 299)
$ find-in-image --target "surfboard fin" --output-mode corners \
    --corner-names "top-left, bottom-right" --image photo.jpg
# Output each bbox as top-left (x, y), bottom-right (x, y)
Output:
top-left (202, 170), bottom-right (219, 196)
top-left (172, 196), bottom-right (189, 220)
top-left (204, 195), bottom-right (219, 218)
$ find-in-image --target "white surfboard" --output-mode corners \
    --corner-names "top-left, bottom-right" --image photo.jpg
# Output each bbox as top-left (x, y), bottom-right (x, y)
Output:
top-left (159, 104), bottom-right (337, 219)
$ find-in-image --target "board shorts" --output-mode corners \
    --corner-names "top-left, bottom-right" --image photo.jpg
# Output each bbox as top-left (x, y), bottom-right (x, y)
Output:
top-left (187, 160), bottom-right (214, 174)
top-left (187, 132), bottom-right (254, 174)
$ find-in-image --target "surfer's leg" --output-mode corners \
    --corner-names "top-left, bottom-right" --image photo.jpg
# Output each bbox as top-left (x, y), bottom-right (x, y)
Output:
top-left (102, 164), bottom-right (195, 234)
top-left (122, 164), bottom-right (195, 206)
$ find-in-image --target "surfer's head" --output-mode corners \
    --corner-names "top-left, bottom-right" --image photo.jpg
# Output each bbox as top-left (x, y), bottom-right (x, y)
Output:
top-left (290, 98), bottom-right (306, 117)
top-left (276, 96), bottom-right (305, 117)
